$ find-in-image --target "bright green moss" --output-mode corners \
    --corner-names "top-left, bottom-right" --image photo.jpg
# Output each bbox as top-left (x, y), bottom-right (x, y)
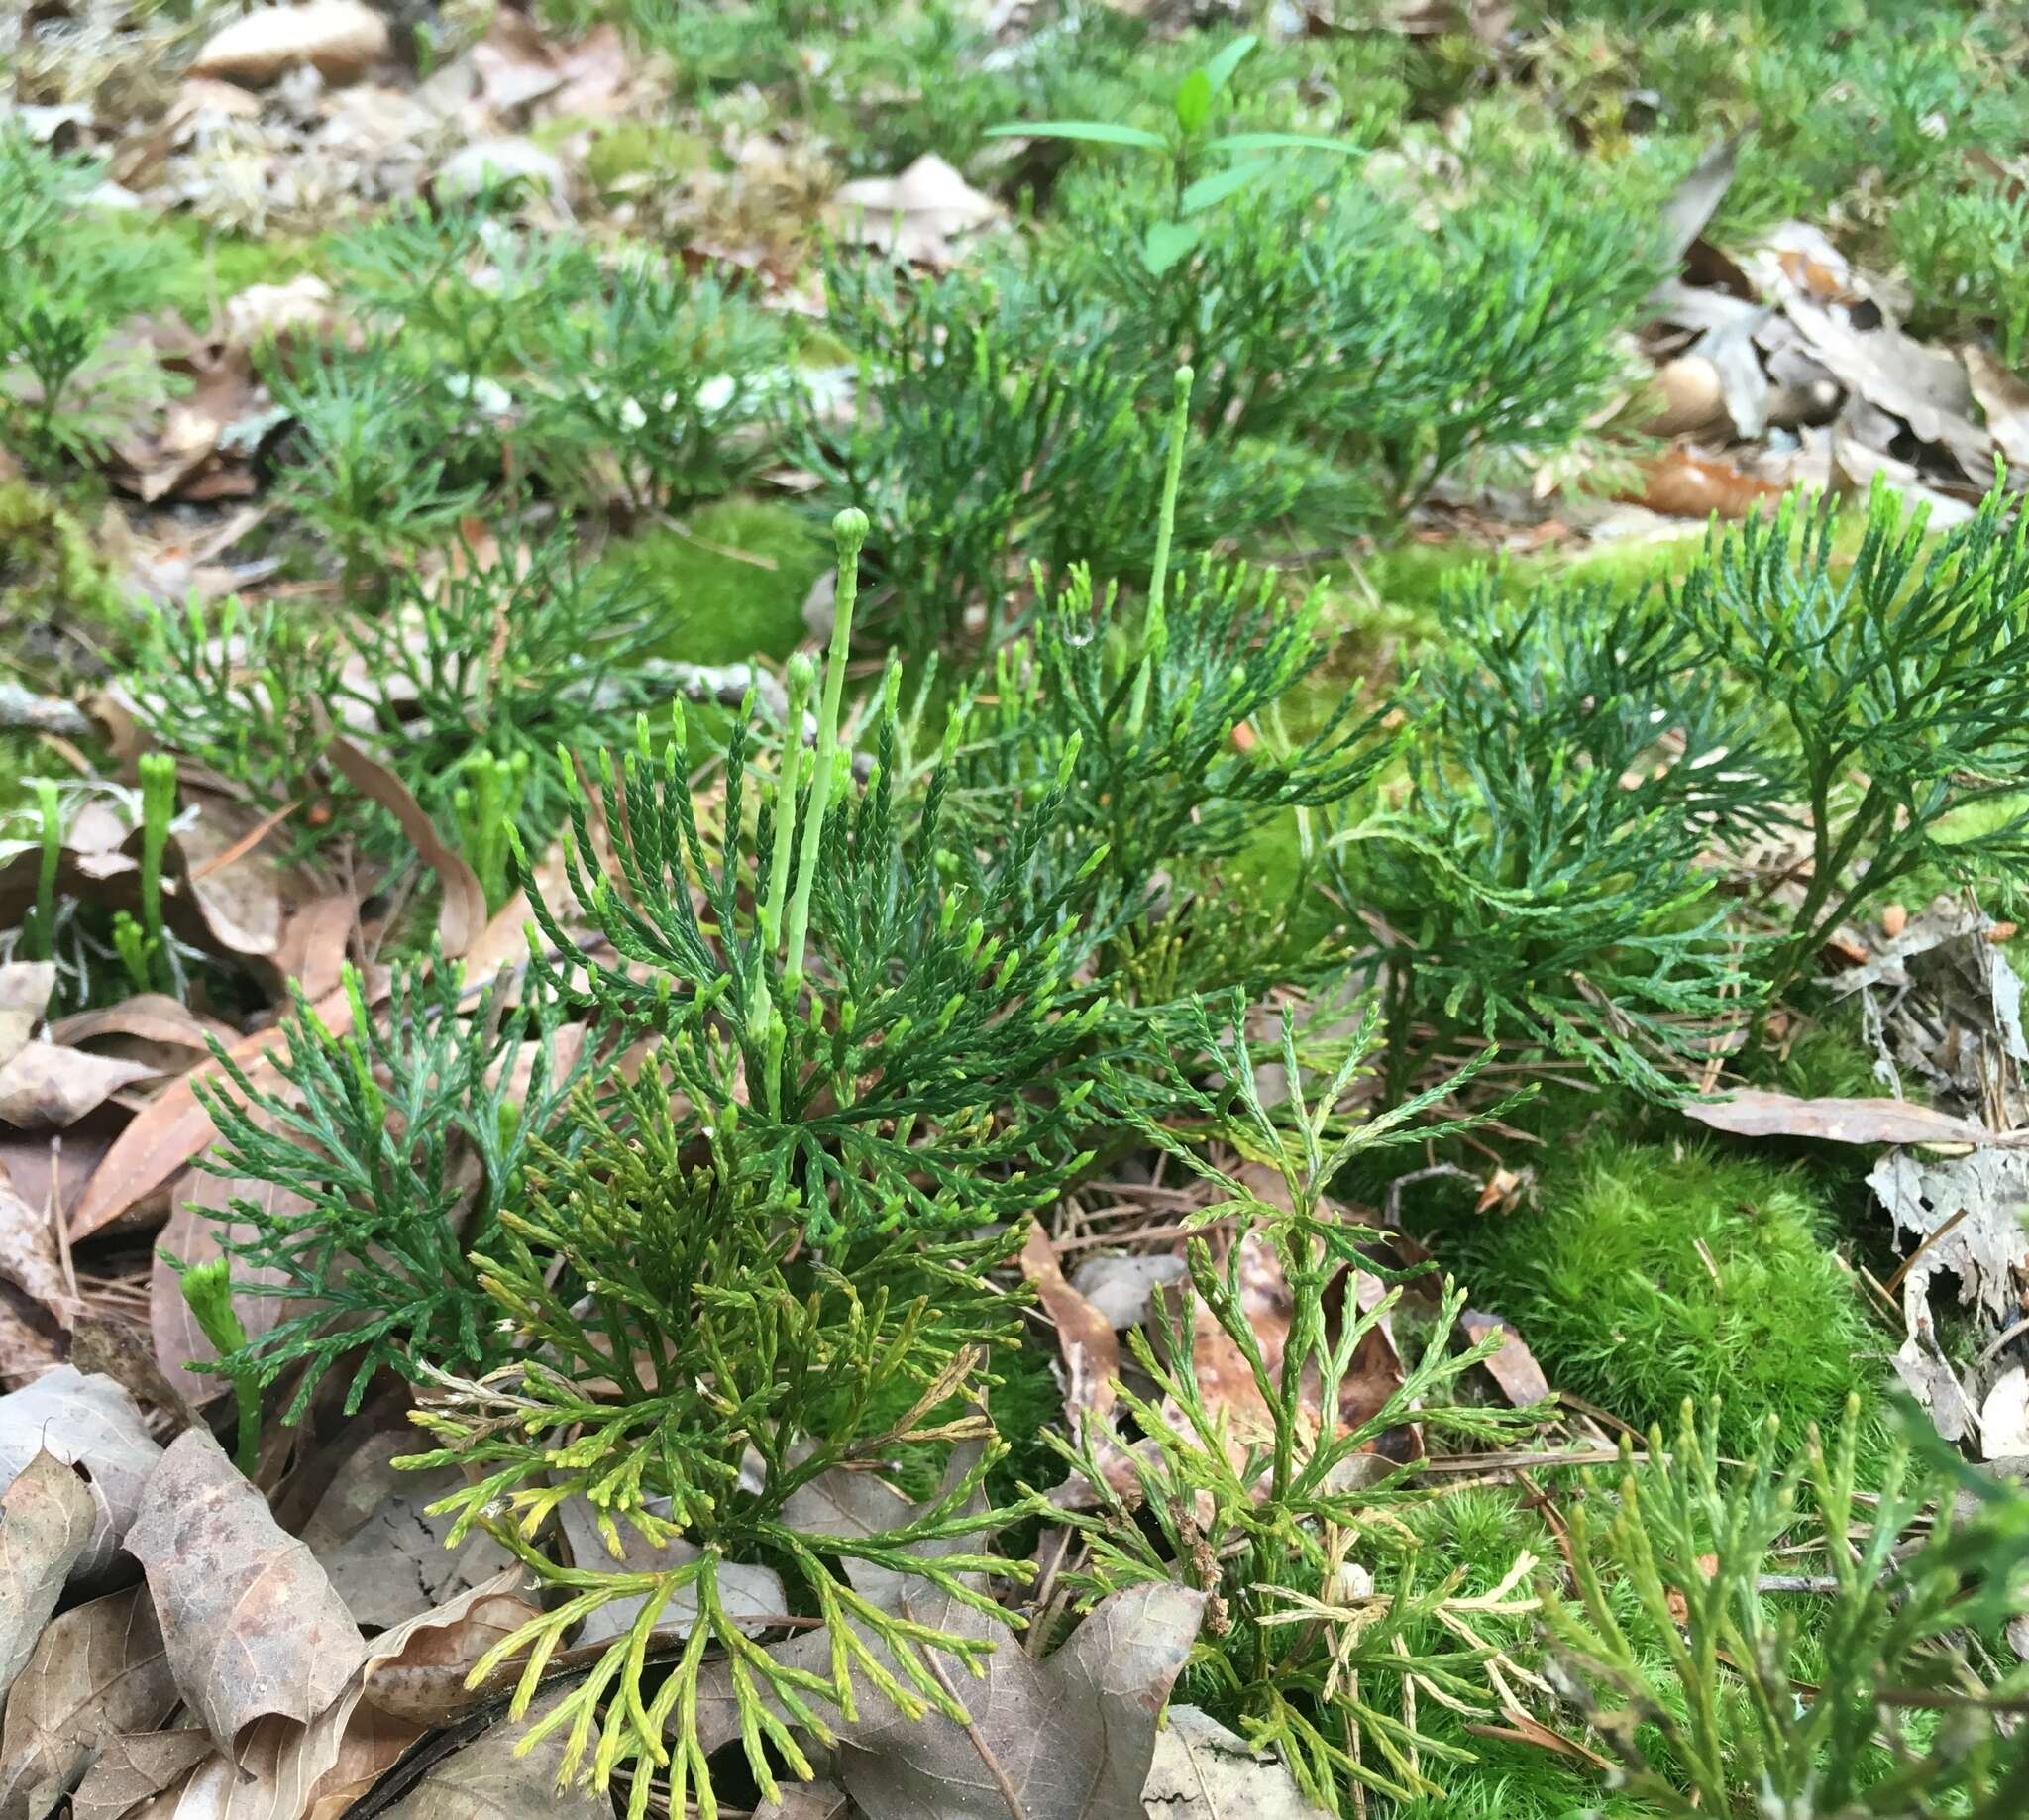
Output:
top-left (94, 212), bottom-right (327, 326)
top-left (1450, 1139), bottom-right (1883, 1457)
top-left (599, 497), bottom-right (826, 668)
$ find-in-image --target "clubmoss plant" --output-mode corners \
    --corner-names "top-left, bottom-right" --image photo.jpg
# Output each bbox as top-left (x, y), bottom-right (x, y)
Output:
top-left (184, 959), bottom-right (581, 1421)
top-left (1347, 570), bottom-right (1778, 1098)
top-left (950, 369), bottom-right (1395, 925)
top-left (1044, 157), bottom-right (1656, 512)
top-left (795, 257), bottom-right (1311, 649)
top-left (0, 128), bottom-right (167, 467)
top-left (1548, 1401), bottom-right (2029, 1816)
top-left (1049, 999), bottom-right (1532, 1813)
top-left (523, 253), bottom-right (787, 518)
top-left (514, 507), bottom-right (1129, 1239)
top-left (113, 754), bottom-right (179, 995)
top-left (174, 1258), bottom-right (262, 1473)
top-left (22, 779), bottom-right (61, 964)
top-left (266, 345), bottom-right (488, 599)
top-left (1674, 478), bottom-right (2029, 995)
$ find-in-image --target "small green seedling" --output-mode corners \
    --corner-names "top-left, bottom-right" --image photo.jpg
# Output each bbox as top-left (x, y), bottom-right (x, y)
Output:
top-left (173, 1257), bottom-right (262, 1475)
top-left (988, 35), bottom-right (1361, 273)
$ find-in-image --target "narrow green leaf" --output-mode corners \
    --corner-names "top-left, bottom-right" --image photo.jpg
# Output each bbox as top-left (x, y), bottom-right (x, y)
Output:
top-left (1180, 161), bottom-right (1271, 215)
top-left (1203, 131), bottom-right (1365, 157)
top-left (1200, 34), bottom-right (1258, 97)
top-left (1142, 219), bottom-right (1204, 275)
top-left (983, 120), bottom-right (1169, 150)
top-left (1174, 69), bottom-right (1214, 136)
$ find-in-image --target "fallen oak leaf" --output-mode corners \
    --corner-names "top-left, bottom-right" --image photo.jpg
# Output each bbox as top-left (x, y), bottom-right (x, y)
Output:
top-left (827, 154), bottom-right (1004, 268)
top-left (49, 995), bottom-right (235, 1062)
top-left (0, 1161), bottom-right (75, 1323)
top-left (1624, 446), bottom-right (1789, 520)
top-left (1140, 1703), bottom-right (1335, 1818)
top-left (1965, 345), bottom-right (2029, 468)
top-left (374, 1686), bottom-right (610, 1819)
top-left (125, 1428), bottom-right (369, 1755)
top-left (1459, 1311), bottom-right (1553, 1410)
top-left (819, 1578), bottom-right (1205, 1820)
top-left (1019, 1220), bottom-right (1120, 1444)
top-left (0, 969), bottom-right (53, 1074)
top-left (69, 1729), bottom-right (212, 1820)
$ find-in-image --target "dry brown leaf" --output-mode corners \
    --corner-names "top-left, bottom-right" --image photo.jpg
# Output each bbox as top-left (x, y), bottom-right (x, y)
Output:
top-left (0, 1164), bottom-right (72, 1326)
top-left (150, 1163), bottom-right (297, 1401)
top-left (271, 896), bottom-right (357, 1002)
top-left (0, 1369), bottom-right (161, 1581)
top-left (1871, 1147), bottom-right (2029, 1330)
top-left (1020, 1220), bottom-right (1120, 1445)
top-left (48, 996), bottom-right (230, 1063)
top-left (1140, 1703), bottom-right (1335, 1819)
top-left (1626, 446), bottom-right (1789, 519)
top-left (67, 977), bottom-right (357, 1243)
top-left (756, 1787), bottom-right (848, 1820)
top-left (823, 1578), bottom-right (1204, 1820)
top-left (1682, 1089), bottom-right (2019, 1147)
top-left (0, 1296), bottom-right (58, 1397)
top-left (0, 1041), bottom-right (160, 1130)
top-left (469, 4), bottom-right (567, 114)
top-left (301, 1432), bottom-right (515, 1634)
top-left (1783, 295), bottom-right (1993, 481)
top-left (67, 1316), bottom-right (201, 1433)
top-left (318, 727), bottom-right (486, 958)
top-left (125, 1428), bottom-right (369, 1754)
top-left (189, 0), bottom-right (389, 87)
top-left (1965, 346), bottom-right (2029, 468)
top-left (106, 319), bottom-right (267, 506)
top-left (374, 1689), bottom-right (609, 1819)
top-left (1830, 423), bottom-right (1979, 527)
top-left (70, 1729), bottom-right (213, 1820)
top-left (828, 154), bottom-right (1003, 268)
top-left (1459, 1312), bottom-right (1553, 1409)
top-left (0, 1452), bottom-right (96, 1705)
top-left (0, 971), bottom-right (53, 1075)
top-left (171, 811), bottom-right (285, 969)
top-left (223, 277), bottom-right (337, 351)
top-left (130, 1573), bottom-right (540, 1820)
top-left (1068, 1253), bottom-right (1188, 1331)
top-left (0, 1583), bottom-right (177, 1820)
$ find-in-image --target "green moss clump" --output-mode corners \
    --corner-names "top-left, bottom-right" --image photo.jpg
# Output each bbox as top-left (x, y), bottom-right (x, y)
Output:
top-left (1452, 1139), bottom-right (1882, 1456)
top-left (0, 480), bottom-right (125, 630)
top-left (599, 497), bottom-right (828, 668)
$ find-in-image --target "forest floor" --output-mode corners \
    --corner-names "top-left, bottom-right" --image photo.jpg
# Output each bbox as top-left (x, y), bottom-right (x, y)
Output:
top-left (4, 3), bottom-right (2029, 1819)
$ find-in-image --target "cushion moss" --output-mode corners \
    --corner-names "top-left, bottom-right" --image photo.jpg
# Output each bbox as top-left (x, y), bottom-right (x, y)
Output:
top-left (597, 497), bottom-right (826, 668)
top-left (1450, 1138), bottom-right (1884, 1456)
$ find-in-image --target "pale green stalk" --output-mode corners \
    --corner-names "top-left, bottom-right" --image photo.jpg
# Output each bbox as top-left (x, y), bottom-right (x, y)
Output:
top-left (780, 509), bottom-right (868, 995)
top-left (1124, 367), bottom-right (1194, 741)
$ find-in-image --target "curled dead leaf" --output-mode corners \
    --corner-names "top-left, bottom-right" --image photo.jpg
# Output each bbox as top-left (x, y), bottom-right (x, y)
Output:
top-left (0, 1451), bottom-right (96, 1704)
top-left (0, 1368), bottom-right (162, 1581)
top-left (125, 1428), bottom-right (369, 1754)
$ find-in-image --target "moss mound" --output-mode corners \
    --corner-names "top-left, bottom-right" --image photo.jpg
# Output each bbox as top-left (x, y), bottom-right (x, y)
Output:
top-left (1453, 1138), bottom-right (1884, 1455)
